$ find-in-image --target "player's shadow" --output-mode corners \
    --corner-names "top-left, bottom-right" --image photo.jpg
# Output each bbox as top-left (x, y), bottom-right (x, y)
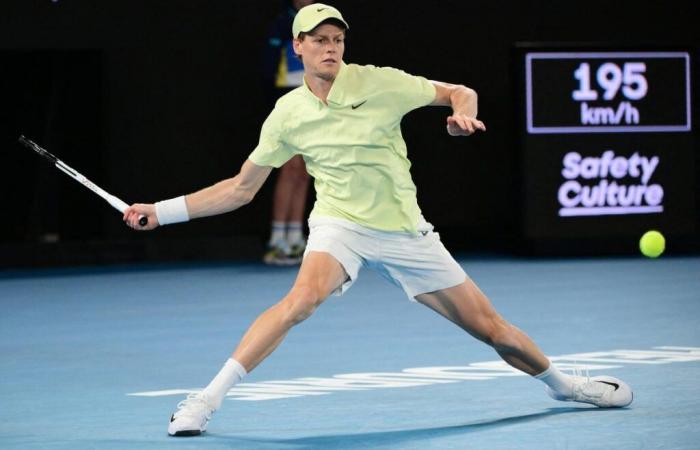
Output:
top-left (231, 406), bottom-right (616, 449)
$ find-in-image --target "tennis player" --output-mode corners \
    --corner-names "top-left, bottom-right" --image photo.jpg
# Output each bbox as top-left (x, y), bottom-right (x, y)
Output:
top-left (124, 4), bottom-right (633, 437)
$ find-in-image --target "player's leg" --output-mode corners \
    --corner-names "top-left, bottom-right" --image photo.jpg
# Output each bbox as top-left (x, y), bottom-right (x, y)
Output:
top-left (415, 279), bottom-right (549, 375)
top-left (415, 280), bottom-right (633, 408)
top-left (168, 251), bottom-right (347, 436)
top-left (232, 250), bottom-right (344, 371)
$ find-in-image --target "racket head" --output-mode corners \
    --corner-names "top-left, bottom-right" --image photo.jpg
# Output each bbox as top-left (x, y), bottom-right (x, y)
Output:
top-left (19, 135), bottom-right (58, 164)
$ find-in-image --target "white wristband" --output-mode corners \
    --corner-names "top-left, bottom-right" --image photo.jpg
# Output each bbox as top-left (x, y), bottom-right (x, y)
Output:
top-left (155, 195), bottom-right (190, 225)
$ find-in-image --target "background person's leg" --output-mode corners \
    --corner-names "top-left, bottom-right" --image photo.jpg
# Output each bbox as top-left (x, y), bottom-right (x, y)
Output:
top-left (285, 156), bottom-right (310, 227)
top-left (266, 155), bottom-right (311, 264)
top-left (271, 155), bottom-right (309, 225)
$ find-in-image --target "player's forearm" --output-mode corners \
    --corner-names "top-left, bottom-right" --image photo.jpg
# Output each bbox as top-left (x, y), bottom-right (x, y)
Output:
top-left (431, 81), bottom-right (479, 117)
top-left (449, 85), bottom-right (478, 118)
top-left (148, 159), bottom-right (271, 227)
top-left (185, 175), bottom-right (255, 220)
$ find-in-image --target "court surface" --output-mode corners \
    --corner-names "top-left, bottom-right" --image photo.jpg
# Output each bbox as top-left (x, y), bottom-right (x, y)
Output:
top-left (1, 255), bottom-right (699, 449)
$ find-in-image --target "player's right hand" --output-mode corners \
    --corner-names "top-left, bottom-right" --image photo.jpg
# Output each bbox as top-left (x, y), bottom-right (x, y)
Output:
top-left (123, 203), bottom-right (159, 230)
top-left (446, 114), bottom-right (486, 136)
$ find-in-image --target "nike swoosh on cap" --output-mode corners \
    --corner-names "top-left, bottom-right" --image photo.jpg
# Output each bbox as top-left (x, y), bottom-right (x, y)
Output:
top-left (317, 7), bottom-right (328, 12)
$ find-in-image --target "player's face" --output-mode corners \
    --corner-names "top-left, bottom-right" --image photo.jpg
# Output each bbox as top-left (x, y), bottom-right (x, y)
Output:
top-left (294, 23), bottom-right (345, 82)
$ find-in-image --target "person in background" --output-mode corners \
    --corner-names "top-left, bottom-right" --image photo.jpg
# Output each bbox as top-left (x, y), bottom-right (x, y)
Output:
top-left (261, 0), bottom-right (314, 265)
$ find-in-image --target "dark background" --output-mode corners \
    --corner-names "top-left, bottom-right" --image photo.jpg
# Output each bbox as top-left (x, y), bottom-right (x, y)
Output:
top-left (1, 0), bottom-right (698, 268)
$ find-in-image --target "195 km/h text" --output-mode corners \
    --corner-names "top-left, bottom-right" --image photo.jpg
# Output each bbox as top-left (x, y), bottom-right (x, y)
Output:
top-left (573, 62), bottom-right (646, 126)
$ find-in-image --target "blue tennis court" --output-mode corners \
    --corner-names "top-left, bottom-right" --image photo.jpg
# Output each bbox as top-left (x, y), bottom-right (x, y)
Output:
top-left (1, 255), bottom-right (699, 449)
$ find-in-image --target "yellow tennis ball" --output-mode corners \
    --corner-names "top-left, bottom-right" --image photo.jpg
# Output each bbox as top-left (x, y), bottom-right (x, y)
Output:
top-left (640, 230), bottom-right (665, 258)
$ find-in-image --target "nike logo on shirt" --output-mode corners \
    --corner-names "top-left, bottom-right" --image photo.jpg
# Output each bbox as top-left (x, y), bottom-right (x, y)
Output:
top-left (351, 100), bottom-right (367, 110)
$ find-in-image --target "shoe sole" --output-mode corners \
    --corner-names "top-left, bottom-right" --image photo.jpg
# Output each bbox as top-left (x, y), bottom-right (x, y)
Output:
top-left (170, 430), bottom-right (203, 437)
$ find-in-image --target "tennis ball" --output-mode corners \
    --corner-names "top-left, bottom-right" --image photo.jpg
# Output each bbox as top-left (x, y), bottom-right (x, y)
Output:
top-left (639, 230), bottom-right (665, 258)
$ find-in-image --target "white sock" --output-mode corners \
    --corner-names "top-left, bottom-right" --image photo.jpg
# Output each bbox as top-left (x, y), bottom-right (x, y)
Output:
top-left (268, 221), bottom-right (286, 247)
top-left (201, 358), bottom-right (247, 410)
top-left (286, 222), bottom-right (305, 246)
top-left (534, 362), bottom-right (574, 397)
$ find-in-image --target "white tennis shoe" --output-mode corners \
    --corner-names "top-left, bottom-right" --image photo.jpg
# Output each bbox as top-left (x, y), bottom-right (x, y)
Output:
top-left (547, 375), bottom-right (633, 408)
top-left (168, 392), bottom-right (215, 436)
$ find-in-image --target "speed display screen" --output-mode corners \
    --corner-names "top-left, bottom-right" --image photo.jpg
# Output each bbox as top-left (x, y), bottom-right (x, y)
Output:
top-left (517, 47), bottom-right (695, 242)
top-left (526, 52), bottom-right (690, 133)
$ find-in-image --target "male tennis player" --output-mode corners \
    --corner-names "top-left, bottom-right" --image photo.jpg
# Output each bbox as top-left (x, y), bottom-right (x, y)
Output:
top-left (124, 4), bottom-right (633, 437)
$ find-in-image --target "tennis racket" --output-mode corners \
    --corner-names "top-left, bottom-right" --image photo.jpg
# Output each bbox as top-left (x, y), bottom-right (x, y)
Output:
top-left (19, 135), bottom-right (148, 226)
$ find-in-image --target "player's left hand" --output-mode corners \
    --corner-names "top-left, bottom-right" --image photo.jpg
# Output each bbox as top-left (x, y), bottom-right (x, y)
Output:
top-left (446, 114), bottom-right (486, 136)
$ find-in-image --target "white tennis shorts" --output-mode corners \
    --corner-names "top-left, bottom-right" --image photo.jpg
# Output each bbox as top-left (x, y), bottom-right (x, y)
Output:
top-left (304, 216), bottom-right (467, 300)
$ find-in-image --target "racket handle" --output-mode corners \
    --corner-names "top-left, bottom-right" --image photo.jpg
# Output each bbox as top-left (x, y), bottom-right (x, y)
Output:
top-left (138, 215), bottom-right (148, 226)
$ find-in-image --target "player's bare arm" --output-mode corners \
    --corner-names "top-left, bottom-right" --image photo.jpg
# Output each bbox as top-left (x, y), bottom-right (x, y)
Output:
top-left (431, 81), bottom-right (486, 136)
top-left (123, 159), bottom-right (272, 230)
top-left (186, 159), bottom-right (272, 219)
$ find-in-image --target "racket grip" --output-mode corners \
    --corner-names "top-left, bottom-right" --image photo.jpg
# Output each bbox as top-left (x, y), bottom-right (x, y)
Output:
top-left (138, 215), bottom-right (148, 226)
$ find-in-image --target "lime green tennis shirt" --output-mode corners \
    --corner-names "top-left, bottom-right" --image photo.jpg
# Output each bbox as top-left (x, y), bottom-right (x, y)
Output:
top-left (248, 62), bottom-right (436, 233)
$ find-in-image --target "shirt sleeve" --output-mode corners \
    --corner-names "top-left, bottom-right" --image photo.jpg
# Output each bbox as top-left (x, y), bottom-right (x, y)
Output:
top-left (248, 108), bottom-right (295, 168)
top-left (381, 67), bottom-right (437, 115)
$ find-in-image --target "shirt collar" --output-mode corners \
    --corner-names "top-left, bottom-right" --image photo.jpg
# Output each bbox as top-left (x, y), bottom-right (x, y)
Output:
top-left (301, 62), bottom-right (349, 106)
top-left (326, 62), bottom-right (348, 106)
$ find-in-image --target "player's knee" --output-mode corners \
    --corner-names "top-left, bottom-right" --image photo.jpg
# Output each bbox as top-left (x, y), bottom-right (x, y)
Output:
top-left (280, 285), bottom-right (321, 326)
